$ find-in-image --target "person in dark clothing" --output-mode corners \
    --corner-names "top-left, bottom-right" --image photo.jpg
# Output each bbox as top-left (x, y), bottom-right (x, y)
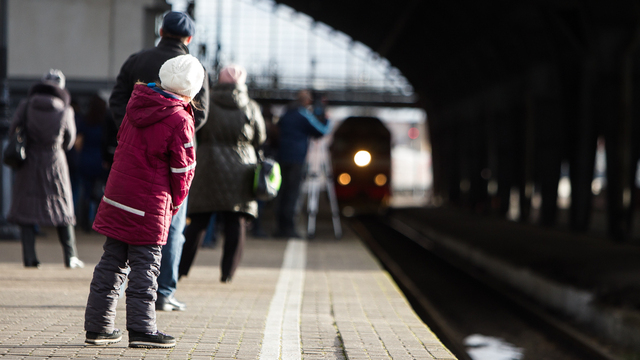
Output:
top-left (179, 64), bottom-right (266, 283)
top-left (76, 94), bottom-right (108, 232)
top-left (8, 69), bottom-right (84, 269)
top-left (67, 100), bottom-right (83, 213)
top-left (110, 13), bottom-right (209, 130)
top-left (108, 11), bottom-right (209, 312)
top-left (101, 100), bottom-right (117, 170)
top-left (273, 90), bottom-right (330, 238)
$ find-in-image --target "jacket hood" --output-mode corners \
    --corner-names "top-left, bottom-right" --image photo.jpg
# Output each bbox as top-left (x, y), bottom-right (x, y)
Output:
top-left (211, 83), bottom-right (250, 109)
top-left (126, 84), bottom-right (190, 128)
top-left (28, 82), bottom-right (71, 107)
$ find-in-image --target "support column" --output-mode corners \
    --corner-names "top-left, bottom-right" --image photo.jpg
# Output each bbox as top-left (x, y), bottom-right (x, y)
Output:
top-left (519, 92), bottom-right (535, 222)
top-left (0, 0), bottom-right (19, 239)
top-left (535, 96), bottom-right (564, 227)
top-left (598, 30), bottom-right (637, 241)
top-left (569, 57), bottom-right (598, 232)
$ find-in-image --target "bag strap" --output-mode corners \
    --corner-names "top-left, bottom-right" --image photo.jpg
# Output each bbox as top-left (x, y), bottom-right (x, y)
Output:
top-left (255, 149), bottom-right (265, 164)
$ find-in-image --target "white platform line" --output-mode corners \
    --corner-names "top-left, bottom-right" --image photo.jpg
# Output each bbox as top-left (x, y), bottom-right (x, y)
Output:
top-left (259, 239), bottom-right (307, 360)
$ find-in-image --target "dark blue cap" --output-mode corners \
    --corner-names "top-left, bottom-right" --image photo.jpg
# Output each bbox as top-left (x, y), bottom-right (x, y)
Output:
top-left (162, 11), bottom-right (195, 37)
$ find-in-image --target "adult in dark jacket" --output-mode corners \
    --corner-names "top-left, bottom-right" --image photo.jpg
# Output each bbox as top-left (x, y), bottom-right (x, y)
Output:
top-left (108, 11), bottom-right (208, 312)
top-left (109, 14), bottom-right (209, 131)
top-left (274, 90), bottom-right (330, 238)
top-left (8, 70), bottom-right (84, 269)
top-left (179, 64), bottom-right (266, 283)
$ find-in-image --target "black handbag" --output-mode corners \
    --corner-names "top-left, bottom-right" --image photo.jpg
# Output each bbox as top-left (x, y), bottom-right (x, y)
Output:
top-left (253, 156), bottom-right (282, 201)
top-left (3, 105), bottom-right (28, 169)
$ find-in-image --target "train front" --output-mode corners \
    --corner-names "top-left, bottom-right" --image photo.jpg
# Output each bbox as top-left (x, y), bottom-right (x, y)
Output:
top-left (329, 116), bottom-right (392, 216)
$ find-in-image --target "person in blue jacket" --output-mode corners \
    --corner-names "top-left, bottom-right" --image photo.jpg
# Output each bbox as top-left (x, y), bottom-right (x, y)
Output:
top-left (274, 90), bottom-right (329, 238)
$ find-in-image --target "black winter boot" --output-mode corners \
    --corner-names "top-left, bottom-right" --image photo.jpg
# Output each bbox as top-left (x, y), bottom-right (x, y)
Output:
top-left (21, 225), bottom-right (39, 268)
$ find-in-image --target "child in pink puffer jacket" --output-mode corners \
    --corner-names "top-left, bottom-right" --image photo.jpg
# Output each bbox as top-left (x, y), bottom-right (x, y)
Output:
top-left (84, 55), bottom-right (204, 348)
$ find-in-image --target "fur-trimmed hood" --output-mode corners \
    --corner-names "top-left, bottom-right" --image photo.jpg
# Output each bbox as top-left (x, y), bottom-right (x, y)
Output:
top-left (28, 82), bottom-right (71, 107)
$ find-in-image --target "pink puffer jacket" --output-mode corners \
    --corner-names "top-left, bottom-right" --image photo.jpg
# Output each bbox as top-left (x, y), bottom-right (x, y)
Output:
top-left (93, 84), bottom-right (196, 245)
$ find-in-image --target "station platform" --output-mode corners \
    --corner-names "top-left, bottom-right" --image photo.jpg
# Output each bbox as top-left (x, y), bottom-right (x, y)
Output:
top-left (391, 206), bottom-right (640, 352)
top-left (0, 221), bottom-right (455, 359)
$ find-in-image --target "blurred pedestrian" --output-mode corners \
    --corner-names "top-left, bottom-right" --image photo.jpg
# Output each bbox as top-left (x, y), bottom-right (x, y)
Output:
top-left (67, 99), bottom-right (83, 212)
top-left (101, 94), bottom-right (117, 171)
top-left (109, 10), bottom-right (209, 312)
top-left (273, 90), bottom-right (329, 238)
top-left (201, 213), bottom-right (218, 248)
top-left (179, 64), bottom-right (266, 283)
top-left (76, 93), bottom-right (108, 232)
top-left (84, 55), bottom-right (202, 348)
top-left (7, 69), bottom-right (84, 269)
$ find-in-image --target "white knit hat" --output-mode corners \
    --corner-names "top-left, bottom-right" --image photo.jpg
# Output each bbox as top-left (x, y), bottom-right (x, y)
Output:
top-left (159, 54), bottom-right (205, 99)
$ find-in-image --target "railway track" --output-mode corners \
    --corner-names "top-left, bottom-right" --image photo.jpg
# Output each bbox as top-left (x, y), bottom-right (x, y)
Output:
top-left (350, 214), bottom-right (621, 360)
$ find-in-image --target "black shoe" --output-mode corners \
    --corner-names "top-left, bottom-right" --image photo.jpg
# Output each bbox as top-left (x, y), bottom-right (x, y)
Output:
top-left (24, 260), bottom-right (40, 268)
top-left (128, 330), bottom-right (176, 348)
top-left (156, 294), bottom-right (186, 311)
top-left (220, 275), bottom-right (232, 283)
top-left (85, 329), bottom-right (122, 345)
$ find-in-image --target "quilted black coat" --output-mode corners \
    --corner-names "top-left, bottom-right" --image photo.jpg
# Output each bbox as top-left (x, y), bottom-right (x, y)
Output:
top-left (187, 83), bottom-right (266, 218)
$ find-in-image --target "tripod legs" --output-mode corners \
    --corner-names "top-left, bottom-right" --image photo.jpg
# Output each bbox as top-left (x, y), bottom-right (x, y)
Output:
top-left (326, 180), bottom-right (342, 239)
top-left (306, 168), bottom-right (342, 239)
top-left (307, 178), bottom-right (320, 238)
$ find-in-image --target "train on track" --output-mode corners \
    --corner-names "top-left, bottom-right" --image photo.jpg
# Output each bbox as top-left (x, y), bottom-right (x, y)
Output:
top-left (329, 116), bottom-right (392, 215)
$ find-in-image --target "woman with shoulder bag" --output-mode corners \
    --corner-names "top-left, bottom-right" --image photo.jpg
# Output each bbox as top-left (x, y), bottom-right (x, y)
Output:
top-left (179, 64), bottom-right (266, 283)
top-left (7, 69), bottom-right (84, 269)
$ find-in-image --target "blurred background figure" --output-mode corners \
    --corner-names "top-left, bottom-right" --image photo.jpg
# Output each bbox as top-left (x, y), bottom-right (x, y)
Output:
top-left (273, 90), bottom-right (330, 238)
top-left (180, 64), bottom-right (266, 283)
top-left (100, 91), bottom-right (117, 174)
top-left (76, 93), bottom-right (108, 232)
top-left (200, 213), bottom-right (218, 248)
top-left (7, 69), bottom-right (84, 269)
top-left (67, 99), bottom-right (83, 213)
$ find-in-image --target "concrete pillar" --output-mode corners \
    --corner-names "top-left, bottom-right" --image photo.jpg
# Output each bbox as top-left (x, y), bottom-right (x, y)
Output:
top-left (596, 30), bottom-right (637, 241)
top-left (534, 95), bottom-right (564, 226)
top-left (519, 92), bottom-right (535, 222)
top-left (569, 57), bottom-right (598, 232)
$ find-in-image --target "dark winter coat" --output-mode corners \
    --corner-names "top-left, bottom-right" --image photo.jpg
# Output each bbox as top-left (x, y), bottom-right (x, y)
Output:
top-left (7, 82), bottom-right (76, 226)
top-left (187, 83), bottom-right (266, 218)
top-left (92, 84), bottom-right (196, 246)
top-left (109, 37), bottom-right (209, 131)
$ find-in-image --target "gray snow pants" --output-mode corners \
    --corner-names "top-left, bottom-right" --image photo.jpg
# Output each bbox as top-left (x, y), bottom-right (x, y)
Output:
top-left (84, 237), bottom-right (162, 334)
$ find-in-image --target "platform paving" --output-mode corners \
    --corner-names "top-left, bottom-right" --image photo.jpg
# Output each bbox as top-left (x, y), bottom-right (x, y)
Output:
top-left (0, 226), bottom-right (455, 359)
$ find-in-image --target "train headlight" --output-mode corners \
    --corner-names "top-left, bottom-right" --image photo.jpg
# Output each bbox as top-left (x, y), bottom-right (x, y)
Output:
top-left (338, 173), bottom-right (351, 185)
top-left (374, 174), bottom-right (387, 186)
top-left (354, 150), bottom-right (371, 167)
